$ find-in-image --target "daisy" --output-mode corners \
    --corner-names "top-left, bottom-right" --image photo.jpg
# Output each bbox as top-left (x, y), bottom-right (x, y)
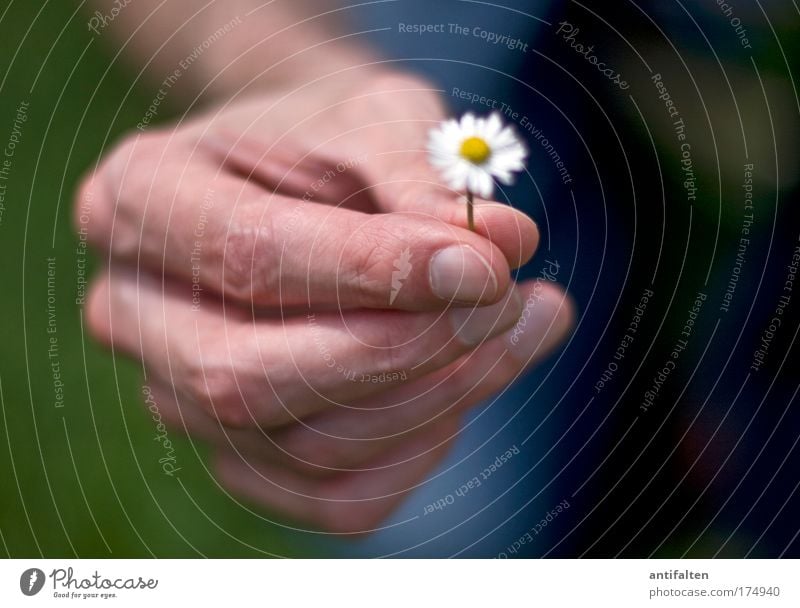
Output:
top-left (427, 112), bottom-right (527, 230)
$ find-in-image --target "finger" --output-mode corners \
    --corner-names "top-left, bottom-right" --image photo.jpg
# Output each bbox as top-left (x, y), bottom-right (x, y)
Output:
top-left (77, 131), bottom-right (513, 310)
top-left (141, 378), bottom-right (462, 479)
top-left (136, 279), bottom-right (571, 476)
top-left (314, 72), bottom-right (540, 269)
top-left (128, 281), bottom-right (574, 476)
top-left (213, 418), bottom-right (459, 534)
top-left (205, 129), bottom-right (540, 271)
top-left (362, 154), bottom-right (540, 270)
top-left (86, 266), bottom-right (525, 429)
top-left (287, 279), bottom-right (574, 443)
top-left (200, 128), bottom-right (375, 212)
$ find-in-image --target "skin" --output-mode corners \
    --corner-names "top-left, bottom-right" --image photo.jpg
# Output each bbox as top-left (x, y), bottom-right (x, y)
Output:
top-left (79, 0), bottom-right (575, 534)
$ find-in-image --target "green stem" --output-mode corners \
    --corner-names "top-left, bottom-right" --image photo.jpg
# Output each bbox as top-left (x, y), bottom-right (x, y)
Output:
top-left (466, 190), bottom-right (475, 231)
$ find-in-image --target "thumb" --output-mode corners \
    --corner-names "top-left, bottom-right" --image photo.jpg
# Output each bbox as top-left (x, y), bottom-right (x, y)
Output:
top-left (353, 113), bottom-right (539, 270)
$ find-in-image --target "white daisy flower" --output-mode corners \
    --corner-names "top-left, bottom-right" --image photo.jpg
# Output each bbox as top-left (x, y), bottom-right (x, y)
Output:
top-left (427, 112), bottom-right (527, 200)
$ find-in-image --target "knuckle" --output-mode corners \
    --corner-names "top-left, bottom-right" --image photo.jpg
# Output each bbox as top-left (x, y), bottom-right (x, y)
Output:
top-left (104, 131), bottom-right (169, 185)
top-left (81, 131), bottom-right (172, 256)
top-left (73, 173), bottom-right (101, 238)
top-left (85, 278), bottom-right (112, 348)
top-left (182, 355), bottom-right (252, 428)
top-left (344, 216), bottom-right (428, 304)
top-left (221, 206), bottom-right (279, 303)
top-left (346, 232), bottom-right (396, 303)
top-left (371, 322), bottom-right (408, 375)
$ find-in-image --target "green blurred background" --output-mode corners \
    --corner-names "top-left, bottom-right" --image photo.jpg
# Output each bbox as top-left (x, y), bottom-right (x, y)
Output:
top-left (0, 0), bottom-right (306, 558)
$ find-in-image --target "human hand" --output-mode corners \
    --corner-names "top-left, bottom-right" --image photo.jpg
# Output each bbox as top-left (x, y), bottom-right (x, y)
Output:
top-left (77, 70), bottom-right (574, 533)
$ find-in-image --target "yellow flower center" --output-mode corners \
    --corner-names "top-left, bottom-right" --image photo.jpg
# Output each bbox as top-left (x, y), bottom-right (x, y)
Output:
top-left (459, 136), bottom-right (491, 164)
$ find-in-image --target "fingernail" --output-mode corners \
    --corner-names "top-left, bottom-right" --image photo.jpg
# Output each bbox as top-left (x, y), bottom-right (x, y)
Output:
top-left (504, 291), bottom-right (573, 361)
top-left (429, 245), bottom-right (498, 303)
top-left (450, 287), bottom-right (522, 346)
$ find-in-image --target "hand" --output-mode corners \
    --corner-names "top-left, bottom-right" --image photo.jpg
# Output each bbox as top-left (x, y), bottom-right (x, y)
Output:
top-left (77, 70), bottom-right (574, 533)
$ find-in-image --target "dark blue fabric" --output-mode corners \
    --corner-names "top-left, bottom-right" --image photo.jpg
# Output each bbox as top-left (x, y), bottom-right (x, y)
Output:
top-left (349, 0), bottom-right (553, 100)
top-left (325, 0), bottom-right (570, 557)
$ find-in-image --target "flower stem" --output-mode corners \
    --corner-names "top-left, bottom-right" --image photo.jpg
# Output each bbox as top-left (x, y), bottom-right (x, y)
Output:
top-left (466, 190), bottom-right (475, 231)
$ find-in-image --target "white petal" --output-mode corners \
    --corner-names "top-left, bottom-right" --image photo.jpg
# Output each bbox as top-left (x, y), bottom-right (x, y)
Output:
top-left (430, 124), bottom-right (457, 149)
top-left (441, 120), bottom-right (462, 144)
top-left (427, 141), bottom-right (453, 159)
top-left (466, 167), bottom-right (482, 194)
top-left (428, 135), bottom-right (457, 160)
top-left (443, 162), bottom-right (469, 192)
top-left (484, 113), bottom-right (503, 139)
top-left (441, 118), bottom-right (460, 134)
top-left (473, 115), bottom-right (489, 138)
top-left (428, 126), bottom-right (448, 144)
top-left (491, 126), bottom-right (519, 150)
top-left (488, 162), bottom-right (515, 183)
top-left (464, 167), bottom-right (492, 198)
top-left (493, 151), bottom-right (525, 171)
top-left (477, 171), bottom-right (495, 198)
top-left (492, 144), bottom-right (527, 167)
top-left (428, 112), bottom-right (526, 196)
top-left (430, 155), bottom-right (457, 169)
top-left (493, 166), bottom-right (521, 184)
top-left (460, 113), bottom-right (477, 136)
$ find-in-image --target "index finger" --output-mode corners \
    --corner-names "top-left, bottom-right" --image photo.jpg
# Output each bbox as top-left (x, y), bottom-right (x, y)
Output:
top-left (77, 131), bottom-right (517, 311)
